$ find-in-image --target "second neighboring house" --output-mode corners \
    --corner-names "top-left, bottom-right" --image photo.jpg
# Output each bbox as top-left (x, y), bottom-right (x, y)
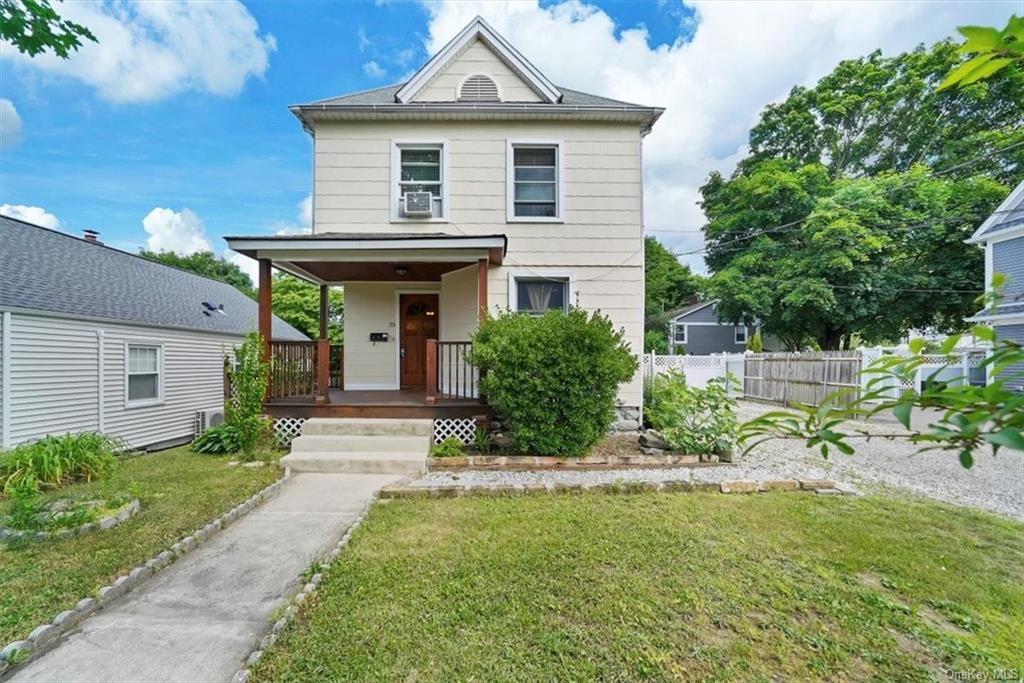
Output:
top-left (666, 300), bottom-right (776, 355)
top-left (0, 215), bottom-right (307, 449)
top-left (965, 180), bottom-right (1024, 390)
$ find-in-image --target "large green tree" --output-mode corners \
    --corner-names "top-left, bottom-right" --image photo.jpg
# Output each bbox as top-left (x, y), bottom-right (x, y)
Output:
top-left (745, 41), bottom-right (1023, 184)
top-left (644, 236), bottom-right (702, 330)
top-left (140, 250), bottom-right (256, 298)
top-left (1, 0), bottom-right (95, 58)
top-left (267, 273), bottom-right (344, 344)
top-left (706, 166), bottom-right (1007, 349)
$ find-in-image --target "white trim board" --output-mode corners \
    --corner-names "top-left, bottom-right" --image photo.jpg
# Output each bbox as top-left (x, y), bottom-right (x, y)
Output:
top-left (1, 310), bottom-right (11, 448)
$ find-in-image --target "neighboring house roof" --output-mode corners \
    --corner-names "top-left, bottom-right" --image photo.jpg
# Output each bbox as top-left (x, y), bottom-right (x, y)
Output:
top-left (666, 300), bottom-right (718, 321)
top-left (289, 17), bottom-right (663, 134)
top-left (966, 180), bottom-right (1024, 243)
top-left (967, 302), bottom-right (1024, 322)
top-left (0, 215), bottom-right (308, 340)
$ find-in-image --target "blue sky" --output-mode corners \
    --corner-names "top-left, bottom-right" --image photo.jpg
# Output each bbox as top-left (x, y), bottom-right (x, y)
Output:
top-left (0, 0), bottom-right (1014, 274)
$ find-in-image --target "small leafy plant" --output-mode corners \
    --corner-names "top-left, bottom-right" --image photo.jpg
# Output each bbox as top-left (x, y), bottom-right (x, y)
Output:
top-left (0, 432), bottom-right (121, 494)
top-left (192, 423), bottom-right (243, 455)
top-left (429, 437), bottom-right (464, 458)
top-left (224, 331), bottom-right (272, 461)
top-left (645, 371), bottom-right (738, 455)
top-left (471, 426), bottom-right (494, 454)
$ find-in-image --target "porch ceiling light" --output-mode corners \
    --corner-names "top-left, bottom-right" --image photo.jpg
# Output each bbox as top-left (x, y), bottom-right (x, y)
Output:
top-left (395, 265), bottom-right (409, 276)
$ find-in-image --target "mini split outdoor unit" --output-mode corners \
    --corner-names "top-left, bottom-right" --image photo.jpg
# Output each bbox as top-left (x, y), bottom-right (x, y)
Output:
top-left (402, 191), bottom-right (433, 217)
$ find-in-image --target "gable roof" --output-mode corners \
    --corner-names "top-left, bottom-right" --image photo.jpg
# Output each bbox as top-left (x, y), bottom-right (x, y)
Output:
top-left (0, 214), bottom-right (308, 341)
top-left (290, 19), bottom-right (663, 134)
top-left (666, 300), bottom-right (718, 321)
top-left (966, 180), bottom-right (1024, 243)
top-left (396, 16), bottom-right (560, 104)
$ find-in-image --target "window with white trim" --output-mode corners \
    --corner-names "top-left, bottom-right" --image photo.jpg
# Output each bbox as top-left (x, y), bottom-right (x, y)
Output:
top-left (514, 277), bottom-right (568, 315)
top-left (395, 143), bottom-right (445, 219)
top-left (674, 324), bottom-right (686, 344)
top-left (734, 326), bottom-right (748, 344)
top-left (127, 344), bottom-right (161, 404)
top-left (509, 143), bottom-right (560, 219)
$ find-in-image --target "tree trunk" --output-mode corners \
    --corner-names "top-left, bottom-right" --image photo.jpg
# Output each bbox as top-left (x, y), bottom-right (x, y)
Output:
top-left (819, 326), bottom-right (845, 351)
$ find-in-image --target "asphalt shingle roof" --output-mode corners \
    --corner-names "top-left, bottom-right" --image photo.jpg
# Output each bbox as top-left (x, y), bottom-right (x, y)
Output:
top-left (0, 215), bottom-right (308, 340)
top-left (299, 83), bottom-right (652, 109)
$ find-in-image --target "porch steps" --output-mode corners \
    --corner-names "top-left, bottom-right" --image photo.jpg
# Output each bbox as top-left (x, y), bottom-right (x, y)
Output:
top-left (281, 418), bottom-right (432, 475)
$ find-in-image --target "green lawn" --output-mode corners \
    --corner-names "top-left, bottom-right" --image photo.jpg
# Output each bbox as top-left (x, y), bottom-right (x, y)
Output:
top-left (254, 492), bottom-right (1024, 682)
top-left (0, 446), bottom-right (279, 644)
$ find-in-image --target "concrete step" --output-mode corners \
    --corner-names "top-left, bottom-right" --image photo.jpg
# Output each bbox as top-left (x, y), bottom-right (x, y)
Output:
top-left (301, 417), bottom-right (433, 437)
top-left (290, 433), bottom-right (430, 454)
top-left (280, 451), bottom-right (426, 475)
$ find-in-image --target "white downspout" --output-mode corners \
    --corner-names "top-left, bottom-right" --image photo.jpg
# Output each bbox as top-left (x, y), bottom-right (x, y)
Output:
top-left (97, 330), bottom-right (105, 433)
top-left (2, 310), bottom-right (11, 448)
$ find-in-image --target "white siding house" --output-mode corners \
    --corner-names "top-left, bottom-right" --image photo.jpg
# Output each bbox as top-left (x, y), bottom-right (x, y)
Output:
top-left (0, 216), bottom-right (307, 449)
top-left (226, 16), bottom-right (663, 427)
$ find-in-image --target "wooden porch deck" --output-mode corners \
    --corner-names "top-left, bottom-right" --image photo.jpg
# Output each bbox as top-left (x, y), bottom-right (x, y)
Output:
top-left (264, 389), bottom-right (490, 419)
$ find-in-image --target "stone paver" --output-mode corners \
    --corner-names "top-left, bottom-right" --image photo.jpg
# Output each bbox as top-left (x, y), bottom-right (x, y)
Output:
top-left (10, 473), bottom-right (400, 683)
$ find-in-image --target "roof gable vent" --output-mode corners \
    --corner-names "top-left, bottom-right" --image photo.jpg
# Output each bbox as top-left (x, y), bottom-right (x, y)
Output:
top-left (458, 74), bottom-right (500, 102)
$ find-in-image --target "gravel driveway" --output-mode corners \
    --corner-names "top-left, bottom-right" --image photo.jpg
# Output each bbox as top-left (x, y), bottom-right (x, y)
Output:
top-left (411, 401), bottom-right (1024, 521)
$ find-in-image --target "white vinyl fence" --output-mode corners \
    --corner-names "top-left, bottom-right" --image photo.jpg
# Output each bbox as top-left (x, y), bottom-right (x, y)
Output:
top-left (643, 348), bottom-right (988, 406)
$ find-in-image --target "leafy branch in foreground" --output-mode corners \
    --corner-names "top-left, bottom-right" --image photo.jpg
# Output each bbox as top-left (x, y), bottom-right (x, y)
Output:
top-left (0, 0), bottom-right (96, 59)
top-left (939, 15), bottom-right (1024, 91)
top-left (739, 323), bottom-right (1023, 469)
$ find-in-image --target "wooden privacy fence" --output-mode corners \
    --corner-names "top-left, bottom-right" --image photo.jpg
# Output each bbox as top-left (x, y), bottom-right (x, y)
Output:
top-left (744, 352), bottom-right (861, 406)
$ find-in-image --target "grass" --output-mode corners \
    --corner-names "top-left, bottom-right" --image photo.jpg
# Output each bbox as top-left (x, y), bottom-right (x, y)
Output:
top-left (253, 492), bottom-right (1024, 682)
top-left (0, 446), bottom-right (279, 643)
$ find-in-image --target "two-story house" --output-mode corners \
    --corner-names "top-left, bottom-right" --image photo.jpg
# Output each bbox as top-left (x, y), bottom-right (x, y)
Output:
top-left (965, 180), bottom-right (1024, 390)
top-left (226, 17), bottom-right (662, 431)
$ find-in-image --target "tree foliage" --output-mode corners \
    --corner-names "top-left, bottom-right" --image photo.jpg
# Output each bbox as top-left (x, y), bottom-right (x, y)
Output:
top-left (139, 250), bottom-right (256, 298)
top-left (225, 332), bottom-right (271, 461)
top-left (705, 166), bottom-right (1007, 349)
top-left (267, 273), bottom-right (344, 344)
top-left (644, 236), bottom-right (702, 332)
top-left (0, 0), bottom-right (96, 58)
top-left (939, 16), bottom-right (1024, 92)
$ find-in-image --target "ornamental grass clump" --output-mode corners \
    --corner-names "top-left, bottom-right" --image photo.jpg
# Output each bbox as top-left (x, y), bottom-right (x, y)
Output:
top-left (0, 432), bottom-right (120, 494)
top-left (470, 308), bottom-right (638, 457)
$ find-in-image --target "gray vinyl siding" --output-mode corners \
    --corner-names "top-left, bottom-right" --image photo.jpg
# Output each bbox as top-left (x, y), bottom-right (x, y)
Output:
top-left (677, 304), bottom-right (720, 324)
top-left (995, 323), bottom-right (1024, 391)
top-left (0, 312), bottom-right (5, 447)
top-left (2, 311), bottom-right (238, 449)
top-left (992, 237), bottom-right (1023, 302)
top-left (678, 325), bottom-right (749, 355)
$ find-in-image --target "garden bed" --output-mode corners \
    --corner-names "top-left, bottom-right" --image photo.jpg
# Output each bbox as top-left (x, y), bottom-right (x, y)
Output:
top-left (0, 446), bottom-right (279, 645)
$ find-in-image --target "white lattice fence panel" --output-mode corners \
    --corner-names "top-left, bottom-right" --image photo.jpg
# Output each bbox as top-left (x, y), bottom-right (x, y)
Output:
top-left (273, 417), bottom-right (306, 448)
top-left (433, 418), bottom-right (476, 445)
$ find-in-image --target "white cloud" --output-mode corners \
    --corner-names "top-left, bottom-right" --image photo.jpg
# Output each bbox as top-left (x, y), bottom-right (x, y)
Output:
top-left (363, 60), bottom-right (386, 79)
top-left (142, 207), bottom-right (211, 254)
top-left (422, 0), bottom-right (1016, 271)
top-left (0, 99), bottom-right (21, 149)
top-left (228, 251), bottom-right (260, 286)
top-left (0, 1), bottom-right (276, 103)
top-left (271, 193), bottom-right (313, 235)
top-left (1, 204), bottom-right (59, 228)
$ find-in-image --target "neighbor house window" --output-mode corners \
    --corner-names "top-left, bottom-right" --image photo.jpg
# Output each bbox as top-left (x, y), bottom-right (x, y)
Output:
top-left (507, 142), bottom-right (561, 220)
top-left (674, 324), bottom-right (686, 344)
top-left (392, 142), bottom-right (446, 219)
top-left (513, 276), bottom-right (569, 315)
top-left (734, 326), bottom-right (748, 344)
top-left (127, 344), bottom-right (161, 405)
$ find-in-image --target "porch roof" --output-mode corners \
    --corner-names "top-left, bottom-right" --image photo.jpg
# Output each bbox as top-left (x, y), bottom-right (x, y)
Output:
top-left (224, 232), bottom-right (506, 285)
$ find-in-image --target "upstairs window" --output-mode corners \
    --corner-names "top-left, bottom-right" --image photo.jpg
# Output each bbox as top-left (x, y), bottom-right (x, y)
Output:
top-left (126, 344), bottom-right (162, 405)
top-left (392, 142), bottom-right (446, 220)
top-left (507, 142), bottom-right (561, 221)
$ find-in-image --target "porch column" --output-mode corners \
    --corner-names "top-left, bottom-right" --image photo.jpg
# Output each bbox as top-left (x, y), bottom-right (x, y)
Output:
top-left (316, 284), bottom-right (330, 404)
top-left (477, 258), bottom-right (488, 321)
top-left (258, 258), bottom-right (272, 361)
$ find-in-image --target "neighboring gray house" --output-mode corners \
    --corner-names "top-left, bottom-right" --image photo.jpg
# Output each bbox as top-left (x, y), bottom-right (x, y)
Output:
top-left (0, 215), bottom-right (307, 449)
top-left (666, 300), bottom-right (776, 355)
top-left (965, 180), bottom-right (1023, 390)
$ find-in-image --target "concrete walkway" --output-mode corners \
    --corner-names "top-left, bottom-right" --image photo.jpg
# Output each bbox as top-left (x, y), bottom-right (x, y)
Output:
top-left (11, 473), bottom-right (401, 683)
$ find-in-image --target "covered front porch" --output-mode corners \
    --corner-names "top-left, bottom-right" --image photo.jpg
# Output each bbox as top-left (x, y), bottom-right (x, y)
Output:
top-left (225, 232), bottom-right (506, 418)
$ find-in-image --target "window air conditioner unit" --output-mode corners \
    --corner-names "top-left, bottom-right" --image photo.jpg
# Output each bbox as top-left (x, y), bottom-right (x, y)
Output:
top-left (193, 407), bottom-right (225, 439)
top-left (402, 191), bottom-right (433, 217)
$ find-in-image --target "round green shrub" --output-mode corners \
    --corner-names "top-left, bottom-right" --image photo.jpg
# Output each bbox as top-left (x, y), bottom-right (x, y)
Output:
top-left (471, 308), bottom-right (638, 457)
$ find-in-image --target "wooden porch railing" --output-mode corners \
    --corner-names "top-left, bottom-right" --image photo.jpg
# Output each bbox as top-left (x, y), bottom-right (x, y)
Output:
top-left (269, 341), bottom-right (318, 399)
top-left (329, 344), bottom-right (344, 389)
top-left (426, 340), bottom-right (479, 403)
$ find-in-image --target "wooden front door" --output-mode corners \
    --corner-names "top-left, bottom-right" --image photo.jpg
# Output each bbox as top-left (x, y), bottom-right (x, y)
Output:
top-left (399, 293), bottom-right (439, 389)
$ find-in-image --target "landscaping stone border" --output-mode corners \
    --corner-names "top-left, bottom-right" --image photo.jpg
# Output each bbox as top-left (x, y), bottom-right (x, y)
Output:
top-left (0, 499), bottom-right (140, 546)
top-left (0, 469), bottom-right (292, 678)
top-left (427, 453), bottom-right (720, 471)
top-left (230, 488), bottom-right (378, 683)
top-left (378, 478), bottom-right (848, 498)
